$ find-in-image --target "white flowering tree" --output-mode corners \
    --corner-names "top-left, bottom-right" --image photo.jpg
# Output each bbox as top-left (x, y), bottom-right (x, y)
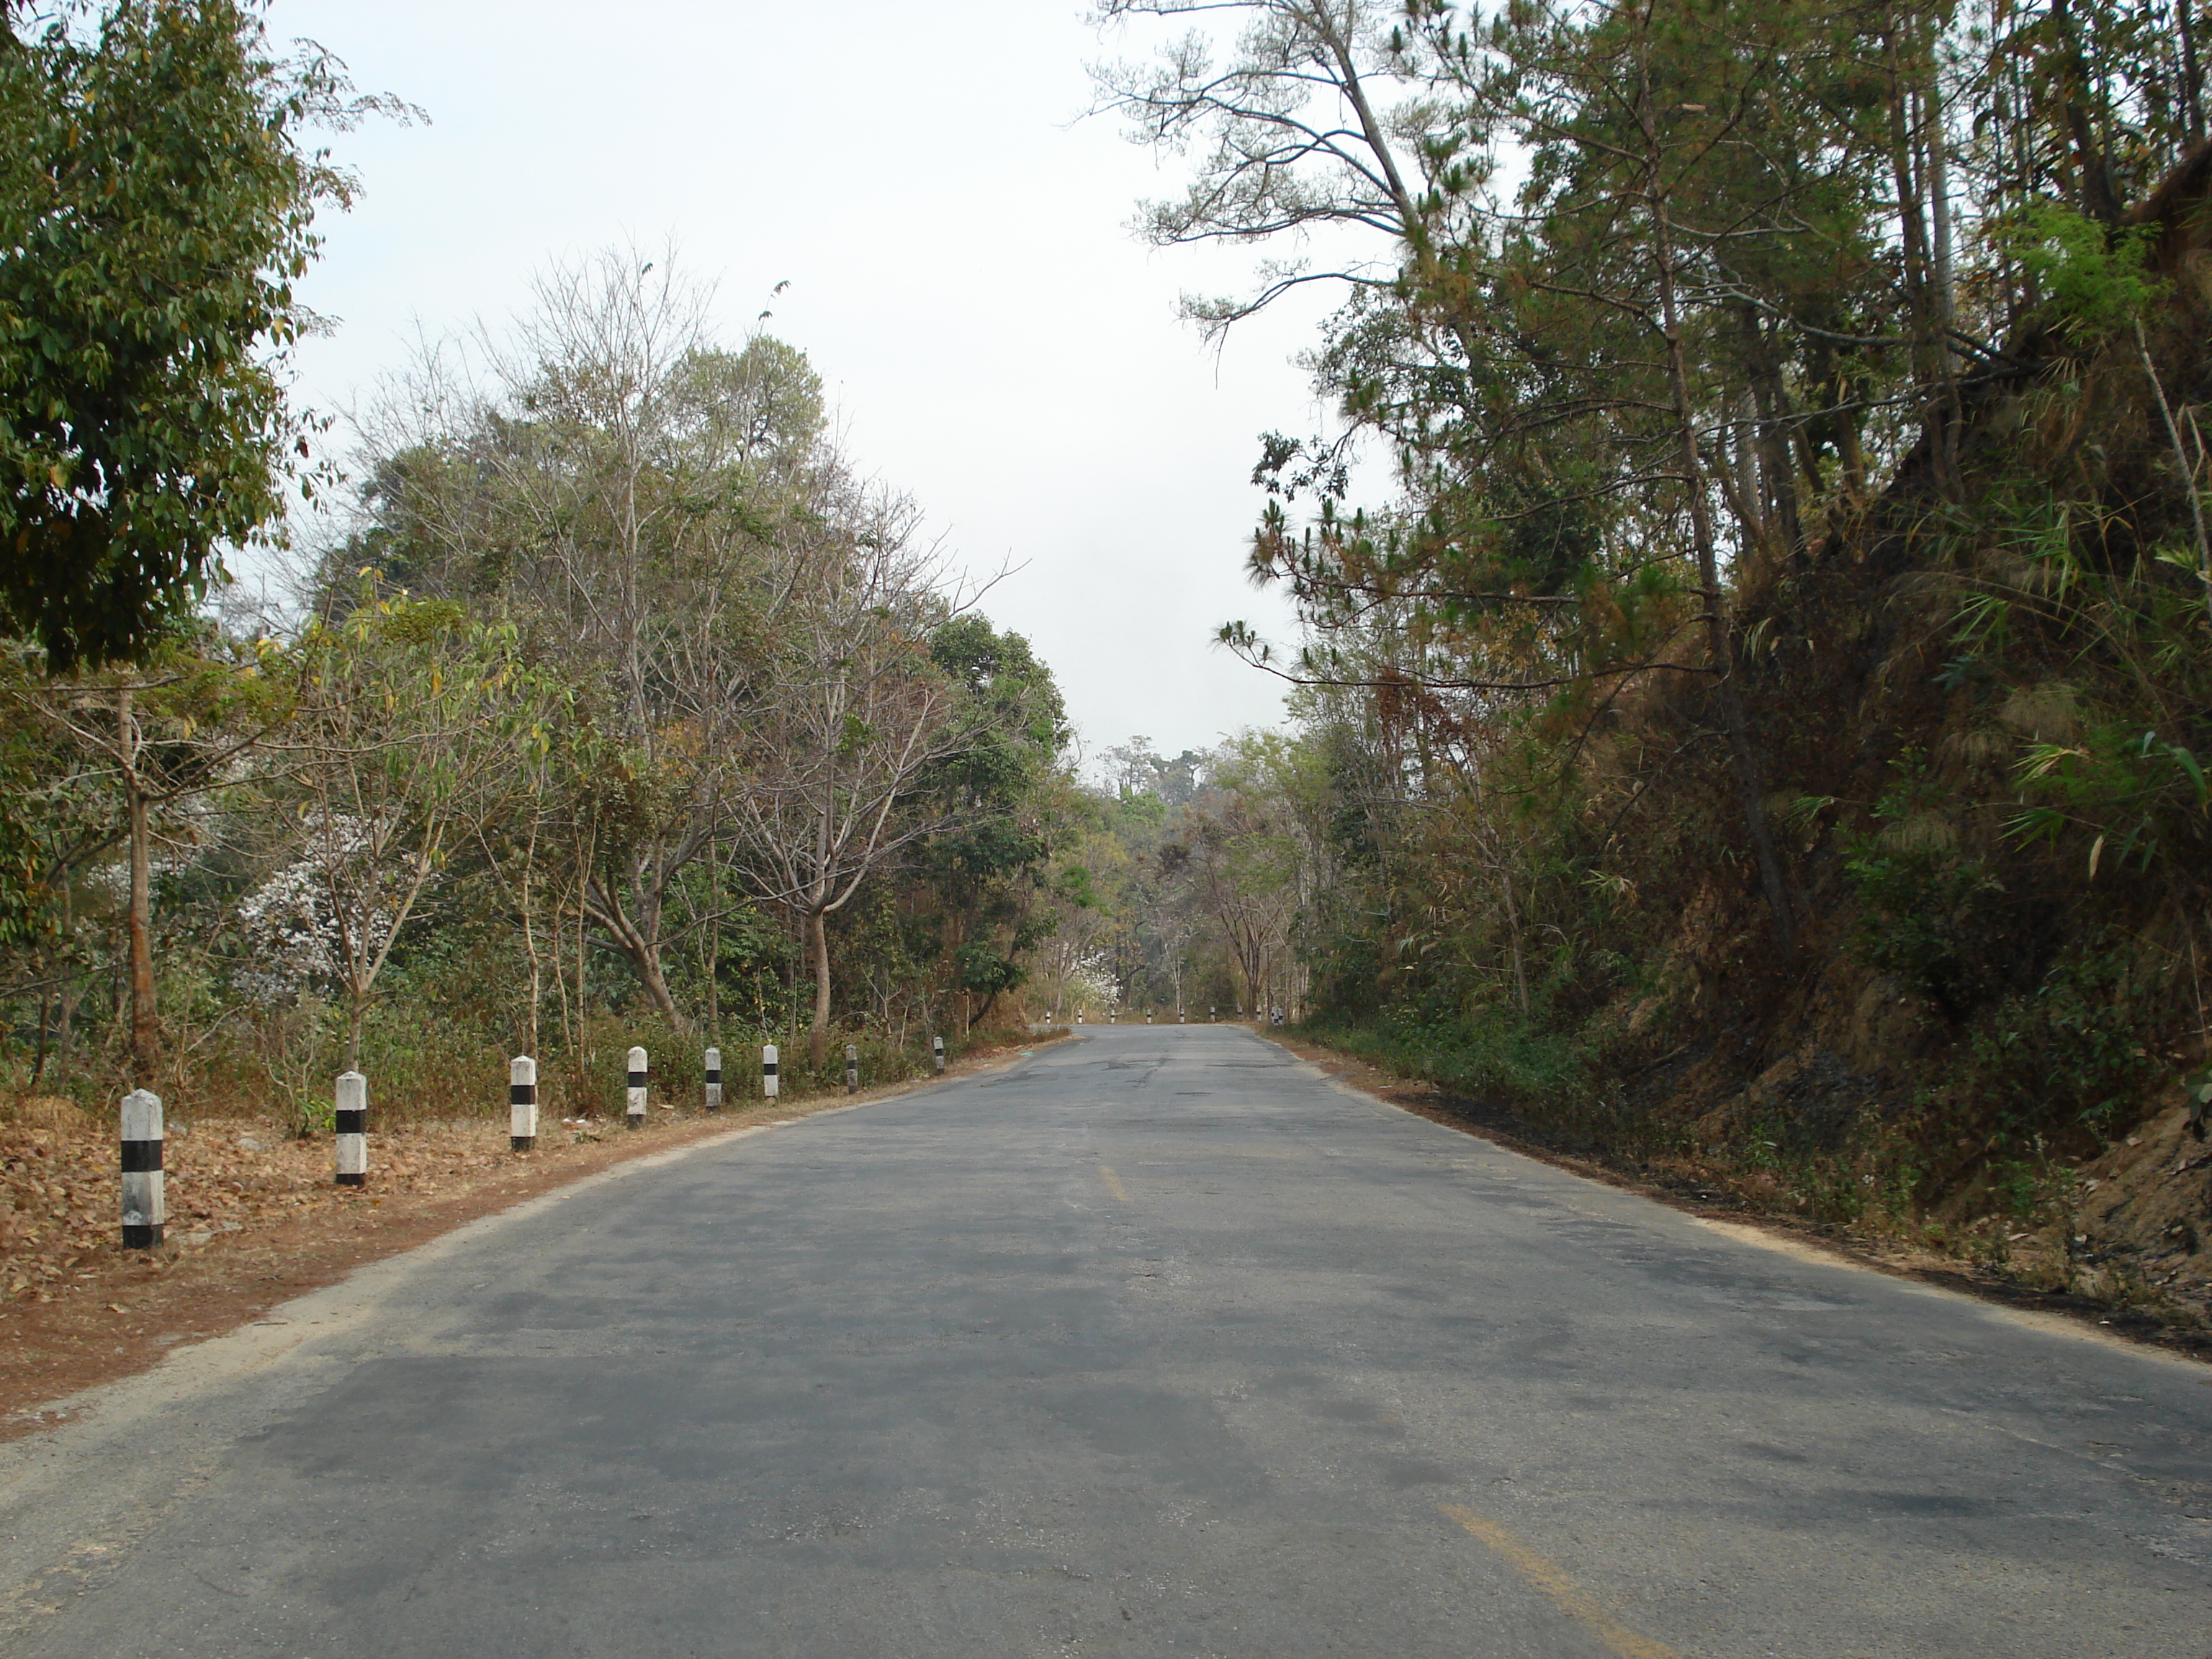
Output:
top-left (259, 590), bottom-right (555, 1069)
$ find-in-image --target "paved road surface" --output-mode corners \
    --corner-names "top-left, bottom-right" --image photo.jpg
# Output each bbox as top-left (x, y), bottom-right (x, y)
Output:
top-left (3, 1023), bottom-right (2208, 1657)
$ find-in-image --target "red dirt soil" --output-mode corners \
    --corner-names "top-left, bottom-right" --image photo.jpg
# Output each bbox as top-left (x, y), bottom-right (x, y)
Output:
top-left (0, 1039), bottom-right (1047, 1439)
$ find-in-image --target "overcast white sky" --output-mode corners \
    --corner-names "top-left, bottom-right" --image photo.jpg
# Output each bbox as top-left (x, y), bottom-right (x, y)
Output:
top-left (261, 0), bottom-right (1370, 763)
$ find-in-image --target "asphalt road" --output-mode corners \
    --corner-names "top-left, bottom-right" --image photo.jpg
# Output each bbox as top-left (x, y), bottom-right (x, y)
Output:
top-left (3, 1022), bottom-right (2209, 1658)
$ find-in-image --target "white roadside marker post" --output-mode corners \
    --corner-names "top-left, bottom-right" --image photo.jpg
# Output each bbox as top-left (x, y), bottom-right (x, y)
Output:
top-left (335, 1070), bottom-right (368, 1185)
top-left (626, 1046), bottom-right (648, 1129)
top-left (933, 1035), bottom-right (945, 1074)
top-left (510, 1056), bottom-right (537, 1151)
top-left (762, 1043), bottom-right (779, 1100)
top-left (845, 1043), bottom-right (859, 1094)
top-left (703, 1046), bottom-right (721, 1112)
top-left (120, 1088), bottom-right (164, 1249)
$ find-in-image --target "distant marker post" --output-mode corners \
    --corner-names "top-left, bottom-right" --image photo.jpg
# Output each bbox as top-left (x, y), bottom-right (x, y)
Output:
top-left (335, 1070), bottom-right (367, 1183)
top-left (120, 1088), bottom-right (164, 1249)
top-left (510, 1056), bottom-right (537, 1151)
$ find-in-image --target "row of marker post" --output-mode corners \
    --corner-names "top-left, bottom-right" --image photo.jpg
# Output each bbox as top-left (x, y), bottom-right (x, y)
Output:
top-left (117, 1032), bottom-right (954, 1248)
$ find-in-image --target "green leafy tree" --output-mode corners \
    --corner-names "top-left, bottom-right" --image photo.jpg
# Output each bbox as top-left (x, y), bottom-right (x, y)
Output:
top-left (0, 1), bottom-right (400, 668)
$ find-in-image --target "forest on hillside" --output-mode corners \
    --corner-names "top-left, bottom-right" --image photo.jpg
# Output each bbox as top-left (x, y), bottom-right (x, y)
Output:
top-left (1082, 0), bottom-right (2212, 1310)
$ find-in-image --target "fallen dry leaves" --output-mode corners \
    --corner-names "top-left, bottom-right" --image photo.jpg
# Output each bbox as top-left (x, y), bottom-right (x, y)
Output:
top-left (0, 1037), bottom-right (1053, 1438)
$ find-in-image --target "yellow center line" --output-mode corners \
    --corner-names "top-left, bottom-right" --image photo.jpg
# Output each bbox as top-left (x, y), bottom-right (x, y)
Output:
top-left (1439, 1504), bottom-right (1681, 1659)
top-left (1098, 1164), bottom-right (1129, 1202)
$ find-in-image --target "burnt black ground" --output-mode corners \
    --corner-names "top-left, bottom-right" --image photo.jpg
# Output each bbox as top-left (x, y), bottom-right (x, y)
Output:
top-left (2, 1022), bottom-right (2208, 1657)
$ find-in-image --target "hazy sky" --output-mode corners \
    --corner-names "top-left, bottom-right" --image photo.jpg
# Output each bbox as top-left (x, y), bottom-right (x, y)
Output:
top-left (261, 0), bottom-right (1368, 763)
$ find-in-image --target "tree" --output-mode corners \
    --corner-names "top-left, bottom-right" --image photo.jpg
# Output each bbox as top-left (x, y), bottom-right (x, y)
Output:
top-left (912, 614), bottom-right (1071, 1031)
top-left (721, 490), bottom-right (999, 1067)
top-left (1107, 0), bottom-right (1933, 950)
top-left (9, 632), bottom-right (294, 1084)
top-left (0, 1), bottom-right (398, 668)
top-left (341, 252), bottom-right (829, 1019)
top-left (251, 591), bottom-right (552, 1069)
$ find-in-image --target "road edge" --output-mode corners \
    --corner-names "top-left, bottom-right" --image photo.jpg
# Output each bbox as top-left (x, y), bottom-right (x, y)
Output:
top-left (0, 1035), bottom-right (1069, 1455)
top-left (1254, 1026), bottom-right (2212, 1370)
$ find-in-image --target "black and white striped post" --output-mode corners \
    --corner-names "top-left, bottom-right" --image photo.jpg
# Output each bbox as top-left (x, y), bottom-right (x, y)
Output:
top-left (510, 1056), bottom-right (537, 1151)
top-left (120, 1088), bottom-right (164, 1249)
top-left (932, 1035), bottom-right (945, 1074)
top-left (626, 1046), bottom-right (647, 1129)
top-left (762, 1042), bottom-right (780, 1099)
top-left (703, 1047), bottom-right (722, 1112)
top-left (845, 1043), bottom-right (859, 1094)
top-left (335, 1070), bottom-right (367, 1185)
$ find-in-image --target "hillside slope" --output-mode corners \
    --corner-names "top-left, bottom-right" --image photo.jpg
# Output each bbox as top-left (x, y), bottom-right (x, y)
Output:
top-left (1540, 147), bottom-right (2212, 1324)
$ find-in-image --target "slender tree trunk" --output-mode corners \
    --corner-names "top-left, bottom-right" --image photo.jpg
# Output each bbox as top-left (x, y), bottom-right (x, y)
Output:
top-left (635, 949), bottom-right (680, 1021)
top-left (32, 968), bottom-right (50, 1089)
top-left (575, 835), bottom-right (592, 1092)
top-left (1924, 48), bottom-right (1964, 500)
top-left (806, 906), bottom-right (832, 1068)
top-left (57, 881), bottom-right (74, 1066)
top-left (519, 817), bottom-right (542, 1058)
top-left (2136, 318), bottom-right (2212, 631)
top-left (120, 688), bottom-right (160, 1085)
top-left (583, 876), bottom-right (681, 1020)
top-left (705, 846), bottom-right (721, 1039)
top-left (1887, 30), bottom-right (1954, 501)
top-left (2182, 0), bottom-right (2205, 146)
top-left (1498, 858), bottom-right (1531, 1017)
top-left (1749, 325), bottom-right (1804, 551)
top-left (552, 881), bottom-right (575, 1058)
top-left (1644, 79), bottom-right (1797, 954)
top-left (2054, 0), bottom-right (2121, 222)
top-left (346, 995), bottom-right (366, 1073)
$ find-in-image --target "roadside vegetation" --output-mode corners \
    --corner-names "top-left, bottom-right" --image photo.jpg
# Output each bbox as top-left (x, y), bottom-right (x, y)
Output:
top-left (1084, 0), bottom-right (2212, 1323)
top-left (0, 4), bottom-right (1080, 1153)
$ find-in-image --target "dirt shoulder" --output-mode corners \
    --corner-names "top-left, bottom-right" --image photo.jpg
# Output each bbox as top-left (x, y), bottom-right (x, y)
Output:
top-left (1259, 1026), bottom-right (2212, 1367)
top-left (0, 1038), bottom-right (1056, 1437)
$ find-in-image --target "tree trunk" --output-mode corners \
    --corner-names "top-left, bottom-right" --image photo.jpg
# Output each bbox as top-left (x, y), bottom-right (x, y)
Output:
top-left (1499, 858), bottom-right (1531, 1016)
top-left (32, 968), bottom-right (50, 1089)
top-left (120, 688), bottom-right (160, 1086)
top-left (2183, 0), bottom-right (2205, 146)
top-left (57, 879), bottom-right (74, 1066)
top-left (583, 877), bottom-right (680, 1021)
top-left (346, 995), bottom-right (366, 1073)
top-left (704, 850), bottom-right (721, 1039)
top-left (806, 907), bottom-right (832, 1068)
top-left (519, 817), bottom-right (541, 1058)
top-left (1923, 48), bottom-right (1964, 500)
top-left (2054, 0), bottom-right (2121, 222)
top-left (1645, 80), bottom-right (1797, 955)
